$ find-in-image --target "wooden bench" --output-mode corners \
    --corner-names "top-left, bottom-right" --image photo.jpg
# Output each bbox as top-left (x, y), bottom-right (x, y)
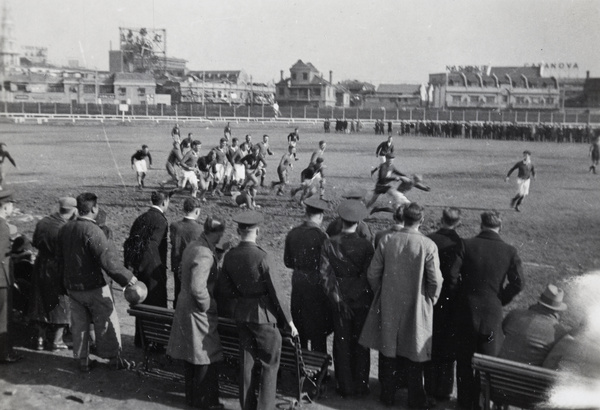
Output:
top-left (472, 353), bottom-right (558, 410)
top-left (128, 305), bottom-right (331, 405)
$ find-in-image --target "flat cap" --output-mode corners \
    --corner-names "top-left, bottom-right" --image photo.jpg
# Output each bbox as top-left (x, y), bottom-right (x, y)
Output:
top-left (341, 188), bottom-right (367, 200)
top-left (337, 199), bottom-right (368, 223)
top-left (304, 197), bottom-right (329, 212)
top-left (0, 190), bottom-right (16, 204)
top-left (204, 215), bottom-right (226, 233)
top-left (59, 197), bottom-right (77, 209)
top-left (385, 153), bottom-right (395, 159)
top-left (233, 210), bottom-right (264, 229)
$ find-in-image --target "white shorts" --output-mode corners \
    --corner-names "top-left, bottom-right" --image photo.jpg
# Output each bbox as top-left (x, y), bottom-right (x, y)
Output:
top-left (517, 178), bottom-right (530, 196)
top-left (387, 189), bottom-right (410, 208)
top-left (378, 156), bottom-right (386, 164)
top-left (180, 170), bottom-right (198, 189)
top-left (214, 163), bottom-right (225, 182)
top-left (233, 164), bottom-right (245, 182)
top-left (224, 163), bottom-right (233, 179)
top-left (133, 159), bottom-right (147, 173)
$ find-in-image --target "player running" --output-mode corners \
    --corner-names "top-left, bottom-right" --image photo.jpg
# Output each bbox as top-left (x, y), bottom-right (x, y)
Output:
top-left (0, 143), bottom-right (17, 190)
top-left (290, 157), bottom-right (326, 204)
top-left (271, 145), bottom-right (295, 196)
top-left (131, 145), bottom-right (152, 189)
top-left (589, 135), bottom-right (600, 174)
top-left (505, 150), bottom-right (536, 212)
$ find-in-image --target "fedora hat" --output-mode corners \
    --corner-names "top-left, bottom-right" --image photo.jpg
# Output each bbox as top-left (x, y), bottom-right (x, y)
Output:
top-left (538, 284), bottom-right (567, 311)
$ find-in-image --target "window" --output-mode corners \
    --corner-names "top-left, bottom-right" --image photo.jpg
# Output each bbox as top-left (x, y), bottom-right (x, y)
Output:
top-left (47, 83), bottom-right (64, 93)
top-left (292, 73), bottom-right (297, 80)
top-left (118, 87), bottom-right (126, 96)
top-left (452, 95), bottom-right (462, 103)
top-left (470, 96), bottom-right (480, 103)
top-left (531, 97), bottom-right (539, 104)
top-left (99, 85), bottom-right (113, 94)
top-left (448, 80), bottom-right (454, 86)
top-left (485, 96), bottom-right (495, 103)
top-left (502, 95), bottom-right (508, 103)
top-left (278, 87), bottom-right (284, 96)
top-left (515, 96), bottom-right (526, 104)
top-left (137, 87), bottom-right (146, 96)
top-left (303, 72), bottom-right (308, 80)
top-left (546, 97), bottom-right (554, 105)
top-left (313, 88), bottom-right (321, 97)
top-left (83, 84), bottom-right (95, 94)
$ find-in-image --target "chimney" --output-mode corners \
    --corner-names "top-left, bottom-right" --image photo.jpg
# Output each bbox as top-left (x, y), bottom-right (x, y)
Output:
top-left (587, 70), bottom-right (590, 79)
top-left (329, 70), bottom-right (332, 84)
top-left (280, 70), bottom-right (284, 81)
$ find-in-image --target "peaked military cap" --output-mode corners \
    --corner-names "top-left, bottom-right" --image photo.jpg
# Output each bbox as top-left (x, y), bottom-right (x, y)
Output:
top-left (0, 189), bottom-right (16, 204)
top-left (233, 210), bottom-right (264, 229)
top-left (303, 197), bottom-right (328, 212)
top-left (341, 188), bottom-right (367, 200)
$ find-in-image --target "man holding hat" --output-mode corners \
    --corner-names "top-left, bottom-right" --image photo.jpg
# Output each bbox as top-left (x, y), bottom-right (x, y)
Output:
top-left (29, 197), bottom-right (78, 351)
top-left (284, 196), bottom-right (331, 353)
top-left (320, 199), bottom-right (374, 397)
top-left (499, 284), bottom-right (568, 366)
top-left (57, 193), bottom-right (138, 371)
top-left (0, 190), bottom-right (20, 363)
top-left (124, 190), bottom-right (172, 347)
top-left (221, 210), bottom-right (298, 410)
top-left (326, 188), bottom-right (374, 243)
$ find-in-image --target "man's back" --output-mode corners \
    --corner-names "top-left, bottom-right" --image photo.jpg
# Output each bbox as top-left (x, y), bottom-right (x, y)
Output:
top-left (284, 222), bottom-right (327, 273)
top-left (499, 304), bottom-right (566, 366)
top-left (170, 218), bottom-right (203, 275)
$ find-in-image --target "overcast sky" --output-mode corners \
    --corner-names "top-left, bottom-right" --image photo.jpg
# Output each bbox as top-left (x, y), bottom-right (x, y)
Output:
top-left (7, 0), bottom-right (600, 84)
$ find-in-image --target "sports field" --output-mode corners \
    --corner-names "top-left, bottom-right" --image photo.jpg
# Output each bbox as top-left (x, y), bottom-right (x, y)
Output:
top-left (1, 120), bottom-right (599, 409)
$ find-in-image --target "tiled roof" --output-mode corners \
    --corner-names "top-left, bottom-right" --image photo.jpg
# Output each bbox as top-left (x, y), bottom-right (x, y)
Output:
top-left (290, 59), bottom-right (319, 73)
top-left (377, 84), bottom-right (421, 94)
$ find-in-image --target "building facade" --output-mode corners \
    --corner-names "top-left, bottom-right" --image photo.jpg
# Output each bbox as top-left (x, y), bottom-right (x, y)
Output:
top-left (276, 60), bottom-right (349, 107)
top-left (428, 66), bottom-right (560, 110)
top-left (363, 83), bottom-right (426, 109)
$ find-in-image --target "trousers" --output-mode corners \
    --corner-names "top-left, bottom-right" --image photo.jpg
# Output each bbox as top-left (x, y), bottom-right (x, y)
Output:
top-left (184, 361), bottom-right (220, 408)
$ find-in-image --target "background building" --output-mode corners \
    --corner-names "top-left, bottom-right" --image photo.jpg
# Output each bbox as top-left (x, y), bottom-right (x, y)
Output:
top-left (364, 83), bottom-right (426, 109)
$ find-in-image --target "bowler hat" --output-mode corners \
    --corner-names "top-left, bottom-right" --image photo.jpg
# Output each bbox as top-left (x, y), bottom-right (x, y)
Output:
top-left (538, 284), bottom-right (567, 311)
top-left (124, 281), bottom-right (148, 305)
top-left (337, 200), bottom-right (368, 223)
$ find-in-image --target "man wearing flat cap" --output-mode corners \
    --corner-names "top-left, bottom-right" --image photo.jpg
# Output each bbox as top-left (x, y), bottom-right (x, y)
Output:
top-left (221, 211), bottom-right (298, 410)
top-left (320, 199), bottom-right (374, 397)
top-left (499, 284), bottom-right (568, 367)
top-left (284, 196), bottom-right (331, 353)
top-left (57, 193), bottom-right (138, 371)
top-left (0, 190), bottom-right (20, 363)
top-left (29, 197), bottom-right (78, 352)
top-left (124, 190), bottom-right (172, 347)
top-left (326, 188), bottom-right (373, 243)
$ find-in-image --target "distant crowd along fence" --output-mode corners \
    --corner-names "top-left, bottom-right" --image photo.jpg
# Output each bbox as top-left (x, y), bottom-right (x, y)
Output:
top-left (3, 101), bottom-right (600, 125)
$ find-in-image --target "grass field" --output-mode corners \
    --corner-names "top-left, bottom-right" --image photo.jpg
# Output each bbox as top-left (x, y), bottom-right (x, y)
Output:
top-left (0, 120), bottom-right (599, 409)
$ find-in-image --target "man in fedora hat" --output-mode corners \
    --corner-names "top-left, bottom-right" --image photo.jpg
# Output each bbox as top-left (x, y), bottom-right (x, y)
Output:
top-left (320, 199), bottom-right (374, 397)
top-left (499, 284), bottom-right (568, 366)
top-left (0, 190), bottom-right (20, 363)
top-left (284, 196), bottom-right (331, 353)
top-left (221, 210), bottom-right (298, 410)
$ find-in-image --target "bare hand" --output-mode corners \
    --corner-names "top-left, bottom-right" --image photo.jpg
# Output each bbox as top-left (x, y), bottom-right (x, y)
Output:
top-left (288, 321), bottom-right (299, 338)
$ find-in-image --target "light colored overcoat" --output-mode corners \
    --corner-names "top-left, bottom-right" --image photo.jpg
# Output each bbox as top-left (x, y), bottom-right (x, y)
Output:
top-left (167, 234), bottom-right (223, 364)
top-left (359, 227), bottom-right (443, 362)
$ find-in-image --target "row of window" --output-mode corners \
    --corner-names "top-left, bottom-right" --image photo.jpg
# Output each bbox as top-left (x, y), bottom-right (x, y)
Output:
top-left (448, 79), bottom-right (555, 89)
top-left (7, 84), bottom-right (147, 96)
top-left (291, 72), bottom-right (309, 81)
top-left (450, 95), bottom-right (555, 105)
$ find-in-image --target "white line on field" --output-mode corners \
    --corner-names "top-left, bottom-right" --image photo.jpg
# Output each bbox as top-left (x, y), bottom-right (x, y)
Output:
top-left (523, 262), bottom-right (556, 269)
top-left (101, 125), bottom-right (129, 191)
top-left (10, 179), bottom-right (40, 184)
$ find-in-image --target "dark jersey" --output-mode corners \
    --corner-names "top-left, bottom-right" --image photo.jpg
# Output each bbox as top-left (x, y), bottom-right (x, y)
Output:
top-left (131, 150), bottom-right (152, 165)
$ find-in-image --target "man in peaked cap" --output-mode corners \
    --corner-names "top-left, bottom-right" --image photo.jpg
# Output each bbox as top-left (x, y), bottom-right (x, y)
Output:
top-left (499, 284), bottom-right (568, 367)
top-left (221, 210), bottom-right (298, 410)
top-left (0, 190), bottom-right (20, 363)
top-left (326, 188), bottom-right (374, 243)
top-left (320, 199), bottom-right (374, 397)
top-left (284, 196), bottom-right (331, 354)
top-left (124, 190), bottom-right (173, 347)
top-left (30, 196), bottom-right (78, 352)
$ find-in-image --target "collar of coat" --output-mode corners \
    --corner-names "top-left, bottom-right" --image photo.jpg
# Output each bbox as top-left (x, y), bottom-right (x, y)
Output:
top-left (476, 229), bottom-right (503, 241)
top-left (149, 206), bottom-right (167, 219)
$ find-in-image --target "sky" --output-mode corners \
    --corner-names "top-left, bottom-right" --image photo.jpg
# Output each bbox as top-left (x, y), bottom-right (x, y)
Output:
top-left (6, 0), bottom-right (600, 84)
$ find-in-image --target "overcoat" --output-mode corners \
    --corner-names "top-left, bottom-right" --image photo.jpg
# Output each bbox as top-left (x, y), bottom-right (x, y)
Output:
top-left (359, 228), bottom-right (443, 362)
top-left (167, 234), bottom-right (223, 365)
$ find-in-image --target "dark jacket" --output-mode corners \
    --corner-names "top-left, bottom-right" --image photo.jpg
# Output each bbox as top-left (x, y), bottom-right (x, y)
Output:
top-left (126, 207), bottom-right (168, 281)
top-left (57, 217), bottom-right (132, 291)
top-left (284, 221), bottom-right (328, 274)
top-left (221, 241), bottom-right (291, 327)
top-left (326, 218), bottom-right (373, 245)
top-left (455, 230), bottom-right (524, 352)
top-left (0, 217), bottom-right (11, 288)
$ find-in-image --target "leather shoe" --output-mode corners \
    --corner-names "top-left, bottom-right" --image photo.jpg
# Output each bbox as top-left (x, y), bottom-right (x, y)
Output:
top-left (51, 343), bottom-right (69, 351)
top-left (1, 353), bottom-right (23, 364)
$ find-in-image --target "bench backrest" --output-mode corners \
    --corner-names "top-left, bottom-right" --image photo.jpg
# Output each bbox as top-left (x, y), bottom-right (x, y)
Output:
top-left (128, 304), bottom-right (174, 348)
top-left (472, 353), bottom-right (558, 409)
